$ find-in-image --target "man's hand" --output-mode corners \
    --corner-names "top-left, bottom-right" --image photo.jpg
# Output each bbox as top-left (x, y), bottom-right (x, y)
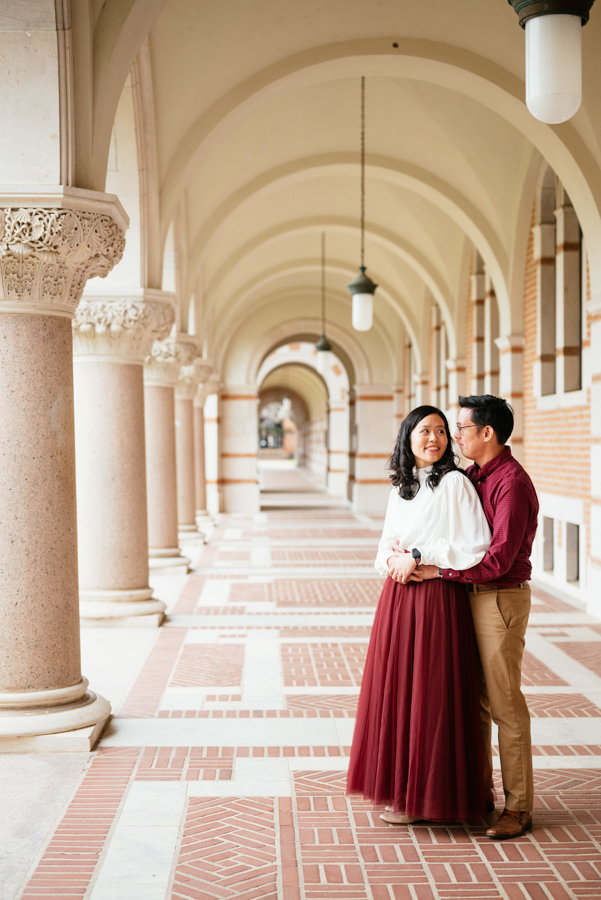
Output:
top-left (408, 564), bottom-right (439, 582)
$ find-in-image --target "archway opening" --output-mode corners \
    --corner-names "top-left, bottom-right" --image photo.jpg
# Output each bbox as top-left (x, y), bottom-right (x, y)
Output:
top-left (257, 341), bottom-right (352, 500)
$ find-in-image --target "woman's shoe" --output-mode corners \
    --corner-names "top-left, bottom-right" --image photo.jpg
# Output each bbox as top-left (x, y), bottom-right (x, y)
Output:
top-left (380, 810), bottom-right (422, 825)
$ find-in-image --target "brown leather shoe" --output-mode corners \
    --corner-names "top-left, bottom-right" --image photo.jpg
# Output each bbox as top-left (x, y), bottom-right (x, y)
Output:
top-left (486, 808), bottom-right (532, 840)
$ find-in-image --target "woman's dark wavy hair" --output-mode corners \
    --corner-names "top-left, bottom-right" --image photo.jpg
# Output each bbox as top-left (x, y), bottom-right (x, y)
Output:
top-left (388, 405), bottom-right (462, 500)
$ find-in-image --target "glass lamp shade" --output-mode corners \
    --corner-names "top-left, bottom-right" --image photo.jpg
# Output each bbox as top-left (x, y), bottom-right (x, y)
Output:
top-left (352, 293), bottom-right (374, 331)
top-left (315, 334), bottom-right (333, 375)
top-left (316, 348), bottom-right (333, 375)
top-left (526, 14), bottom-right (582, 123)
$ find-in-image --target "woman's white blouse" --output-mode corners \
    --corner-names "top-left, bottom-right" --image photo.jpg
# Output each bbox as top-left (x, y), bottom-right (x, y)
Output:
top-left (374, 467), bottom-right (491, 577)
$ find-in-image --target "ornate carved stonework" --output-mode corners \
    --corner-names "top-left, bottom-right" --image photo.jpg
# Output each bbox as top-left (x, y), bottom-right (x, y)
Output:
top-left (73, 292), bottom-right (176, 362)
top-left (176, 358), bottom-right (213, 400)
top-left (0, 207), bottom-right (126, 316)
top-left (144, 334), bottom-right (199, 387)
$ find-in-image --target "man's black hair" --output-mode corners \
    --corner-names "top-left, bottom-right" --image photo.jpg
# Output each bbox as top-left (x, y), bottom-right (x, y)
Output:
top-left (458, 394), bottom-right (514, 445)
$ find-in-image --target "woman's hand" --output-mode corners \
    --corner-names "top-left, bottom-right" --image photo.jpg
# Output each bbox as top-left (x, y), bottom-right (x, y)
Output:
top-left (387, 550), bottom-right (417, 584)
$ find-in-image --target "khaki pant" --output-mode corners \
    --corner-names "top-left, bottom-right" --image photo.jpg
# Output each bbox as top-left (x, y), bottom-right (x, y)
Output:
top-left (469, 584), bottom-right (534, 811)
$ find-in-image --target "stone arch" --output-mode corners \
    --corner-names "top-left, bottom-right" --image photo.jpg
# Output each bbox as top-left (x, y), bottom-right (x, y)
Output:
top-left (158, 39), bottom-right (601, 299)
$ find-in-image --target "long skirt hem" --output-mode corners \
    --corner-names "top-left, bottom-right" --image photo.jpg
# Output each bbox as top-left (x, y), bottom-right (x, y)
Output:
top-left (346, 576), bottom-right (490, 821)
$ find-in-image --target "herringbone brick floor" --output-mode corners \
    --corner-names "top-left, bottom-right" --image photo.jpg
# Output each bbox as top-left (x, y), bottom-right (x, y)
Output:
top-left (14, 465), bottom-right (601, 899)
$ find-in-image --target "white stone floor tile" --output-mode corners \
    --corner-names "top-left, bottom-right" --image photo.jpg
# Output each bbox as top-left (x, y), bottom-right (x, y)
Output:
top-left (197, 579), bottom-right (231, 605)
top-left (187, 780), bottom-right (291, 797)
top-left (117, 782), bottom-right (188, 827)
top-left (148, 573), bottom-right (189, 613)
top-left (81, 628), bottom-right (159, 713)
top-left (242, 632), bottom-right (284, 706)
top-left (0, 754), bottom-right (89, 900)
top-left (99, 717), bottom-right (343, 747)
top-left (89, 783), bottom-right (187, 898)
top-left (234, 758), bottom-right (290, 781)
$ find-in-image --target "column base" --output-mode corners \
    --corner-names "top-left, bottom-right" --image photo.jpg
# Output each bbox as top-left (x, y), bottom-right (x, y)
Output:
top-left (79, 588), bottom-right (166, 626)
top-left (0, 679), bottom-right (111, 749)
top-left (149, 548), bottom-right (191, 574)
top-left (178, 524), bottom-right (203, 543)
top-left (195, 510), bottom-right (214, 537)
top-left (0, 719), bottom-right (109, 752)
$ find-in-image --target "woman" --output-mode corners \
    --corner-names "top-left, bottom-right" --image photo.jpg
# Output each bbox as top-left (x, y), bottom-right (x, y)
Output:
top-left (347, 405), bottom-right (491, 824)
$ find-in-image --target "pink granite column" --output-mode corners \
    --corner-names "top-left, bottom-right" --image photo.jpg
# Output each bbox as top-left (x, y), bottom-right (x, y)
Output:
top-left (194, 381), bottom-right (214, 534)
top-left (0, 196), bottom-right (125, 749)
top-left (176, 358), bottom-right (212, 542)
top-left (144, 335), bottom-right (196, 573)
top-left (73, 291), bottom-right (176, 625)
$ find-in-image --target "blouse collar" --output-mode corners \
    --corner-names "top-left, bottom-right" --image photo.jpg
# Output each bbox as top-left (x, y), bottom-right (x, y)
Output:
top-left (416, 465), bottom-right (433, 482)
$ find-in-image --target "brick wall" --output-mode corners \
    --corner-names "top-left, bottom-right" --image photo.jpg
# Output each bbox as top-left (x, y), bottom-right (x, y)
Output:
top-left (522, 204), bottom-right (591, 578)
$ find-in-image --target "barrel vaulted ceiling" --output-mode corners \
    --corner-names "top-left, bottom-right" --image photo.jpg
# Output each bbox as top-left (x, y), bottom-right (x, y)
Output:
top-left (86, 0), bottom-right (601, 384)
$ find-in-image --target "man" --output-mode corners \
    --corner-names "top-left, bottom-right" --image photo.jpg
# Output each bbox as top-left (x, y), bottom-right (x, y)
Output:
top-left (394, 395), bottom-right (538, 840)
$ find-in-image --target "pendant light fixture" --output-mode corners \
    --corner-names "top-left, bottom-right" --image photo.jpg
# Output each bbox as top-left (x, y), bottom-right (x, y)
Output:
top-left (348, 76), bottom-right (378, 332)
top-left (315, 232), bottom-right (333, 375)
top-left (509, 0), bottom-right (595, 124)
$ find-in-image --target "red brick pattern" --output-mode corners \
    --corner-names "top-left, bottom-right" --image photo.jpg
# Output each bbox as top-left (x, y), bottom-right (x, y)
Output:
top-left (172, 573), bottom-right (206, 614)
top-left (171, 797), bottom-right (279, 900)
top-left (272, 548), bottom-right (376, 563)
top-left (117, 627), bottom-right (187, 717)
top-left (527, 694), bottom-right (601, 718)
top-left (521, 650), bottom-right (569, 687)
top-left (556, 642), bottom-right (601, 679)
top-left (230, 582), bottom-right (271, 603)
top-left (287, 694), bottom-right (360, 711)
top-left (21, 748), bottom-right (138, 899)
top-left (273, 579), bottom-right (381, 607)
top-left (170, 643), bottom-right (244, 687)
top-left (282, 643), bottom-right (365, 687)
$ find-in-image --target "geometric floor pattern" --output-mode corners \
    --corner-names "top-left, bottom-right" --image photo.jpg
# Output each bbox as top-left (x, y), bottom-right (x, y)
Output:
top-left (9, 463), bottom-right (601, 899)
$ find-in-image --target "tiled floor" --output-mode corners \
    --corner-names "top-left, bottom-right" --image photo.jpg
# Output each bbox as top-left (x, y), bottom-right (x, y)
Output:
top-left (7, 463), bottom-right (601, 899)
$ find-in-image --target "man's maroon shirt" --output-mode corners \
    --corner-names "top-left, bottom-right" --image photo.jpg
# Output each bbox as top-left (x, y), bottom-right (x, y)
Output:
top-left (442, 446), bottom-right (539, 588)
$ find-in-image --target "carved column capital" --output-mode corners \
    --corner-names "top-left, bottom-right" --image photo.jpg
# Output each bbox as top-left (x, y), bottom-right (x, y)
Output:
top-left (177, 358), bottom-right (213, 400)
top-left (72, 290), bottom-right (176, 363)
top-left (144, 333), bottom-right (198, 388)
top-left (0, 189), bottom-right (127, 317)
top-left (194, 371), bottom-right (219, 407)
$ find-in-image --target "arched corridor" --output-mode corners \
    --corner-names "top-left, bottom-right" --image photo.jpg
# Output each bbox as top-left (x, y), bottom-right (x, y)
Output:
top-left (2, 0), bottom-right (601, 895)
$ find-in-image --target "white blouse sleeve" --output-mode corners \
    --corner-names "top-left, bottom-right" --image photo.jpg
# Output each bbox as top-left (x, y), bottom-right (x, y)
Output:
top-left (420, 472), bottom-right (491, 570)
top-left (374, 489), bottom-right (398, 577)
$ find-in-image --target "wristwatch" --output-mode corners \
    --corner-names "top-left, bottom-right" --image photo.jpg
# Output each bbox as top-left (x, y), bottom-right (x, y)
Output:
top-left (438, 567), bottom-right (444, 578)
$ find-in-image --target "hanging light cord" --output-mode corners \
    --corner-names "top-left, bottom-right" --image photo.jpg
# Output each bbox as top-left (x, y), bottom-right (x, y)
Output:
top-left (321, 231), bottom-right (326, 334)
top-left (360, 75), bottom-right (365, 269)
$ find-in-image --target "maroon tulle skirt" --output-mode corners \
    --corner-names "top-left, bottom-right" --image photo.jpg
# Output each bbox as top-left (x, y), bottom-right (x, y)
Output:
top-left (347, 576), bottom-right (490, 820)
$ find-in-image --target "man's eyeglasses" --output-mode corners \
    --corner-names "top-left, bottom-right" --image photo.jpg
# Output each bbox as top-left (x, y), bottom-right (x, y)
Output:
top-left (455, 424), bottom-right (480, 435)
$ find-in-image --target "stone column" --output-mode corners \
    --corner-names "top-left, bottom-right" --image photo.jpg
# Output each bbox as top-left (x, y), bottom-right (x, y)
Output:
top-left (194, 378), bottom-right (214, 532)
top-left (495, 335), bottom-right (525, 462)
top-left (175, 354), bottom-right (212, 542)
top-left (471, 265), bottom-right (486, 394)
top-left (352, 384), bottom-right (395, 516)
top-left (445, 358), bottom-right (467, 423)
top-left (413, 372), bottom-right (430, 406)
top-left (204, 387), bottom-right (221, 516)
top-left (0, 192), bottom-right (125, 749)
top-left (327, 397), bottom-right (350, 498)
top-left (73, 290), bottom-right (175, 626)
top-left (588, 294), bottom-right (601, 617)
top-left (144, 335), bottom-right (195, 573)
top-left (219, 386), bottom-right (260, 513)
